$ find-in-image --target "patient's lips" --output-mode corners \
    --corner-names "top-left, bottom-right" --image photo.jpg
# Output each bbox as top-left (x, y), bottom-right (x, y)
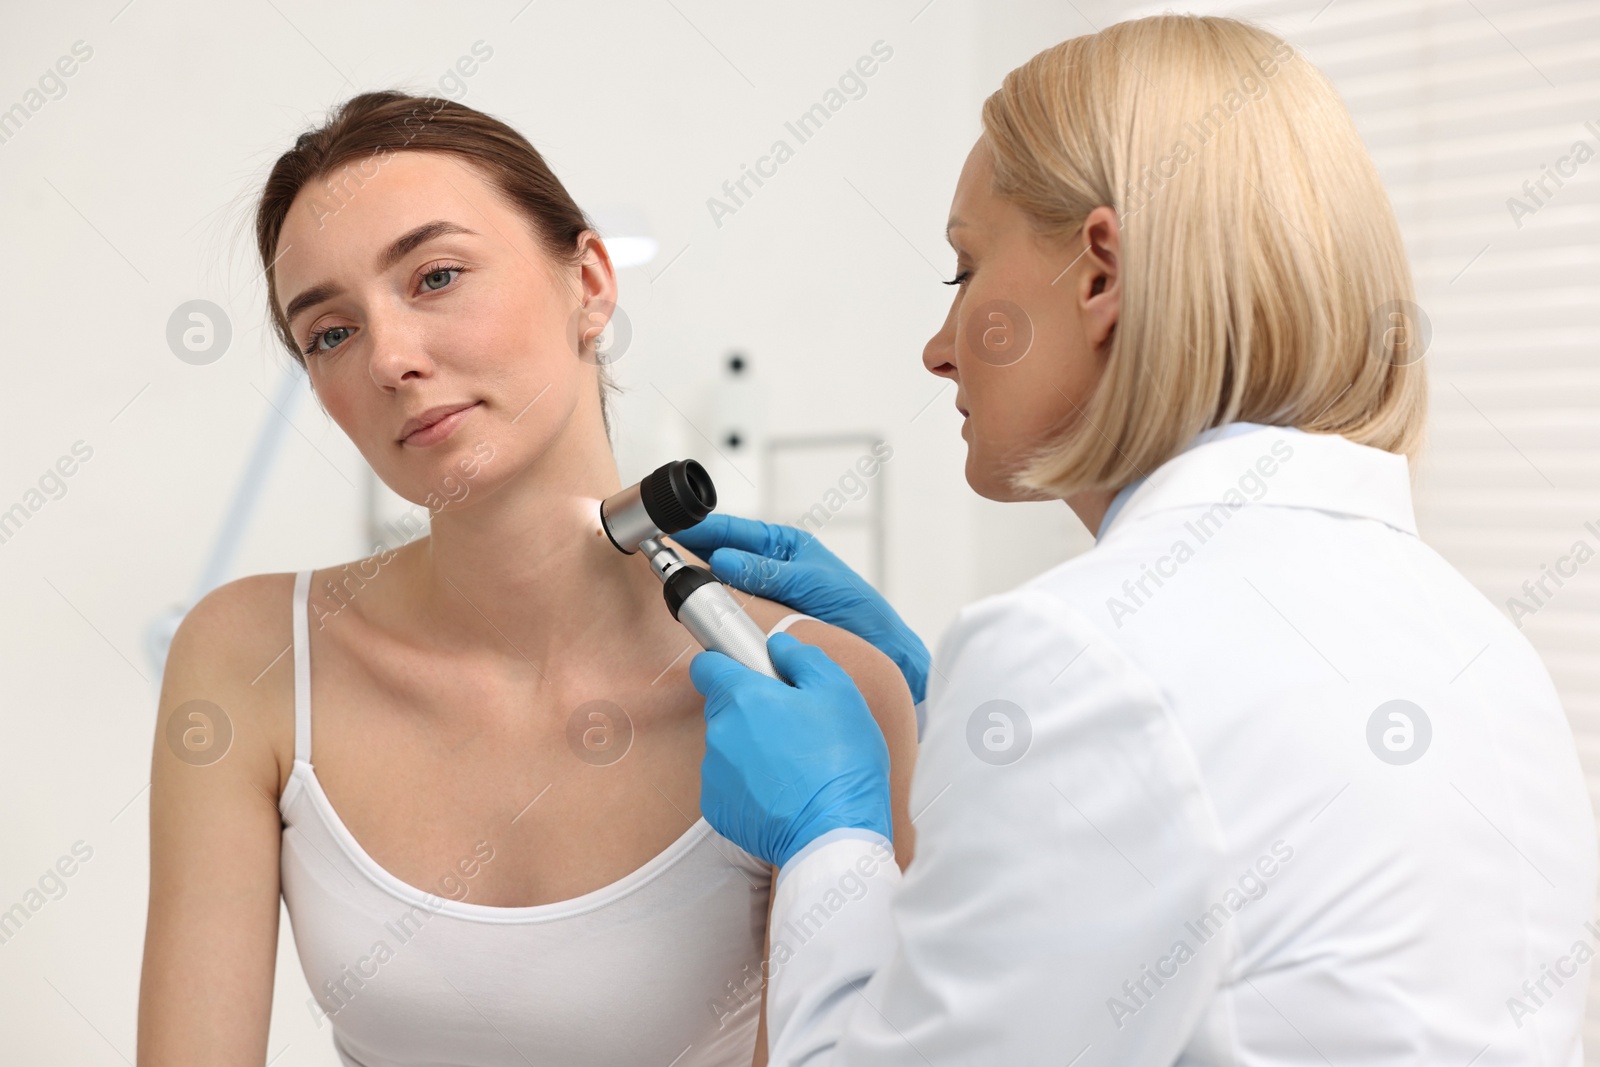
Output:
top-left (401, 401), bottom-right (481, 446)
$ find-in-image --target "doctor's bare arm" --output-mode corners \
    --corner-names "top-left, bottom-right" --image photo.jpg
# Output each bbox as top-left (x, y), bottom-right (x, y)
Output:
top-left (139, 576), bottom-right (290, 1066)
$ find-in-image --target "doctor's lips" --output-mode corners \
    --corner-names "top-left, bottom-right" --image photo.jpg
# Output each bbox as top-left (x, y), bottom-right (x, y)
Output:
top-left (399, 400), bottom-right (481, 445)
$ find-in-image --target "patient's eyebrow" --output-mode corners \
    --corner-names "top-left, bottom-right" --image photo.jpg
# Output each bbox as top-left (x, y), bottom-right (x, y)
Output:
top-left (283, 220), bottom-right (480, 327)
top-left (945, 217), bottom-right (968, 244)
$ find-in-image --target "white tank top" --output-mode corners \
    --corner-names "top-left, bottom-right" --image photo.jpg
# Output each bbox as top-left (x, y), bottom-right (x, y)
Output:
top-left (278, 568), bottom-right (814, 1066)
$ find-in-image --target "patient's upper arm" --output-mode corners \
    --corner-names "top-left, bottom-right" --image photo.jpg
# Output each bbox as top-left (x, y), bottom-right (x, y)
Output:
top-left (138, 575), bottom-right (289, 1066)
top-left (776, 618), bottom-right (919, 869)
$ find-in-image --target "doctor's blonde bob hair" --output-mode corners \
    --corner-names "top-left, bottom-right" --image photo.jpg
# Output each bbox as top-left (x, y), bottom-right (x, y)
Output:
top-left (993, 15), bottom-right (1427, 499)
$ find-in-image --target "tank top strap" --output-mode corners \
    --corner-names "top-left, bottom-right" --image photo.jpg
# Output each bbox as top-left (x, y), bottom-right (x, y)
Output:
top-left (767, 612), bottom-right (819, 636)
top-left (292, 569), bottom-right (313, 765)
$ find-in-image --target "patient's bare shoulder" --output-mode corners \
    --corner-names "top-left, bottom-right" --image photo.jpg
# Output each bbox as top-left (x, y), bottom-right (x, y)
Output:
top-left (169, 571), bottom-right (301, 794)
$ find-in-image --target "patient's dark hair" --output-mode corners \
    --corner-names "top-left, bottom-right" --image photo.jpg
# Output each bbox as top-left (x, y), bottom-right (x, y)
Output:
top-left (254, 90), bottom-right (617, 434)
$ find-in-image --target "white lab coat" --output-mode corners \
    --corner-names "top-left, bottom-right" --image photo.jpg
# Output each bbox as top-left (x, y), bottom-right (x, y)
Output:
top-left (765, 424), bottom-right (1597, 1066)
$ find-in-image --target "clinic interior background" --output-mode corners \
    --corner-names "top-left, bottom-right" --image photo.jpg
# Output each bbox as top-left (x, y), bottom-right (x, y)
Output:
top-left (1, 0), bottom-right (1596, 1061)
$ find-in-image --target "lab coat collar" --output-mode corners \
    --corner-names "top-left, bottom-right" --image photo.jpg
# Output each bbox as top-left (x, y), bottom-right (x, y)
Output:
top-left (1095, 424), bottom-right (1418, 543)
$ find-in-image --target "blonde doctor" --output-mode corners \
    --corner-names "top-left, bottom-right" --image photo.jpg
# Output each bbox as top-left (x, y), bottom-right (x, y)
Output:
top-left (674, 14), bottom-right (1597, 1066)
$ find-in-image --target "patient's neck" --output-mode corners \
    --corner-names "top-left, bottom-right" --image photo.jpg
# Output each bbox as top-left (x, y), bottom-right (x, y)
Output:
top-left (389, 417), bottom-right (689, 691)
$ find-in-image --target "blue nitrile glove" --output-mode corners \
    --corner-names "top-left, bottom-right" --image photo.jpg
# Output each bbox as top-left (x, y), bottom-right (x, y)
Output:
top-left (671, 514), bottom-right (930, 704)
top-left (691, 631), bottom-right (893, 869)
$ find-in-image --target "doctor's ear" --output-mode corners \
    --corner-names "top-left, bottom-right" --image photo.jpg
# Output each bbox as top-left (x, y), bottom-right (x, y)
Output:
top-left (1076, 205), bottom-right (1121, 352)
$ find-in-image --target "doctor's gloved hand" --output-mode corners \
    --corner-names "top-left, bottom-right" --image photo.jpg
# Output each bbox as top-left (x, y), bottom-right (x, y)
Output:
top-left (671, 514), bottom-right (930, 704)
top-left (691, 631), bottom-right (893, 870)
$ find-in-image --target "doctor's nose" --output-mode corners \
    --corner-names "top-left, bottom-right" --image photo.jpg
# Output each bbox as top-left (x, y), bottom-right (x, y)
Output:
top-left (923, 305), bottom-right (959, 382)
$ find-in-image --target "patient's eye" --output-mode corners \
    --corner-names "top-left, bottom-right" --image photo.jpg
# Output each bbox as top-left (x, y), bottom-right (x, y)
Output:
top-left (422, 266), bottom-right (463, 291)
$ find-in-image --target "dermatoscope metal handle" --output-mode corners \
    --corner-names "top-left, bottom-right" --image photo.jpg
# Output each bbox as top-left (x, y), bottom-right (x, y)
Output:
top-left (599, 461), bottom-right (785, 683)
top-left (641, 538), bottom-right (782, 681)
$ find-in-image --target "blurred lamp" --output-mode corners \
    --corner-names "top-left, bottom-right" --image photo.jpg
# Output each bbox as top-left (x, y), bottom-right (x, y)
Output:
top-left (591, 206), bottom-right (658, 268)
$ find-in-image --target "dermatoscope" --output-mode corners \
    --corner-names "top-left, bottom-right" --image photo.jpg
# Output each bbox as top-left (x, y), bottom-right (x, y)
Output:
top-left (599, 460), bottom-right (785, 682)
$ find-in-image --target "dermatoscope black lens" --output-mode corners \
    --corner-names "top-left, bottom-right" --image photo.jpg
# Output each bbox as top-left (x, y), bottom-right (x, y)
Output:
top-left (639, 459), bottom-right (718, 534)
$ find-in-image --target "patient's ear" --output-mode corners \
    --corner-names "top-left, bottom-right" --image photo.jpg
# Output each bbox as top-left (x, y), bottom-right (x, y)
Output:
top-left (575, 231), bottom-right (618, 310)
top-left (567, 230), bottom-right (620, 356)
